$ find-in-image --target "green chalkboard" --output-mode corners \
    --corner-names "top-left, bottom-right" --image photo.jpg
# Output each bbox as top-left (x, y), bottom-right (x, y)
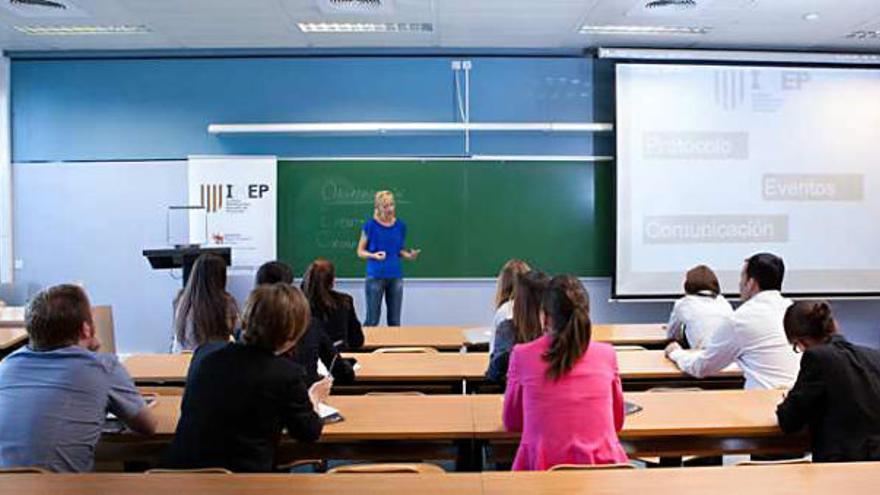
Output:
top-left (277, 160), bottom-right (612, 278)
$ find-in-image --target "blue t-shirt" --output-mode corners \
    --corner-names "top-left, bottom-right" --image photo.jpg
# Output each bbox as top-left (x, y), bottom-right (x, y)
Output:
top-left (0, 346), bottom-right (146, 472)
top-left (363, 217), bottom-right (407, 279)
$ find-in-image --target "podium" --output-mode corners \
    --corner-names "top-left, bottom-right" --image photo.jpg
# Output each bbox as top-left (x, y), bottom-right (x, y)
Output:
top-left (143, 246), bottom-right (231, 287)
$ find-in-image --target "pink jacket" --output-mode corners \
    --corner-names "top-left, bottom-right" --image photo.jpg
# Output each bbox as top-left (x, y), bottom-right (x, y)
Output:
top-left (503, 334), bottom-right (628, 470)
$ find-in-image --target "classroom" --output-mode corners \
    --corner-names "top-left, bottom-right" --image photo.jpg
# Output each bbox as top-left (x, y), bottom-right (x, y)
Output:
top-left (2, 0), bottom-right (880, 493)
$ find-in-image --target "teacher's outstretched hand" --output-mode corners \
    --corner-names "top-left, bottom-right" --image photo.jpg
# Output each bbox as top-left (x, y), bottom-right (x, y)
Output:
top-left (356, 190), bottom-right (420, 326)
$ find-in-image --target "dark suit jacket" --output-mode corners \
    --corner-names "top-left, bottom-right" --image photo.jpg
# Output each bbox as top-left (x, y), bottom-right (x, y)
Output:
top-left (163, 343), bottom-right (323, 472)
top-left (290, 318), bottom-right (356, 386)
top-left (776, 334), bottom-right (880, 462)
top-left (310, 292), bottom-right (364, 351)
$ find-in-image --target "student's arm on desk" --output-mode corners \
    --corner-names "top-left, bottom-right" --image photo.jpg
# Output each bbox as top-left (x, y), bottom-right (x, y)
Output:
top-left (776, 351), bottom-right (823, 434)
top-left (666, 319), bottom-right (738, 378)
top-left (107, 356), bottom-right (158, 435)
top-left (502, 349), bottom-right (524, 432)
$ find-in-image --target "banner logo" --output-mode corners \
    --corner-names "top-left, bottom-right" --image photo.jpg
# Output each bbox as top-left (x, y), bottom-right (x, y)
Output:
top-left (200, 184), bottom-right (228, 213)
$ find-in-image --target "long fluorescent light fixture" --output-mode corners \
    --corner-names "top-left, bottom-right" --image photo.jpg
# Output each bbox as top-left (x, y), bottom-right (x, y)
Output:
top-left (14, 25), bottom-right (150, 35)
top-left (208, 122), bottom-right (613, 135)
top-left (297, 22), bottom-right (433, 33)
top-left (598, 47), bottom-right (880, 65)
top-left (580, 25), bottom-right (709, 35)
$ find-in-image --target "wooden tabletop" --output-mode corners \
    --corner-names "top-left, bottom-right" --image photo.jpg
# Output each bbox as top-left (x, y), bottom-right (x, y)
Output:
top-left (124, 390), bottom-right (784, 443)
top-left (144, 394), bottom-right (476, 441)
top-left (124, 350), bottom-right (740, 384)
top-left (470, 389), bottom-right (783, 440)
top-left (363, 326), bottom-right (468, 351)
top-left (123, 353), bottom-right (192, 383)
top-left (3, 465), bottom-right (880, 495)
top-left (0, 327), bottom-right (27, 351)
top-left (344, 352), bottom-right (488, 382)
top-left (363, 324), bottom-right (669, 351)
top-left (0, 306), bottom-right (25, 328)
top-left (0, 473), bottom-right (482, 495)
top-left (480, 463), bottom-right (880, 495)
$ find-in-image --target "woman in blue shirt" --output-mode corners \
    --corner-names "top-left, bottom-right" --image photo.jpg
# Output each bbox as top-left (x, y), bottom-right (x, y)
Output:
top-left (356, 190), bottom-right (420, 326)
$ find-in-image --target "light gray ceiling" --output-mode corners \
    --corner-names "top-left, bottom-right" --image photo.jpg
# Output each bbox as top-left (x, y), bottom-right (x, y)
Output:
top-left (0, 0), bottom-right (878, 53)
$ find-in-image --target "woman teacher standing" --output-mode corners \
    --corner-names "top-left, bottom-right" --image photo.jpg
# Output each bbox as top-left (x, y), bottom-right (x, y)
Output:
top-left (356, 190), bottom-right (420, 326)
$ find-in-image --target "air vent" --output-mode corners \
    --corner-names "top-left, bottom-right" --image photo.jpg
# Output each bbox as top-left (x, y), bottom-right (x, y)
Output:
top-left (3, 0), bottom-right (87, 18)
top-left (645, 0), bottom-right (697, 9)
top-left (317, 0), bottom-right (395, 15)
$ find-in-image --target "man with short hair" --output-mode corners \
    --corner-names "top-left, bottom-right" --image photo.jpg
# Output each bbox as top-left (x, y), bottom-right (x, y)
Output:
top-left (665, 253), bottom-right (800, 389)
top-left (0, 284), bottom-right (156, 472)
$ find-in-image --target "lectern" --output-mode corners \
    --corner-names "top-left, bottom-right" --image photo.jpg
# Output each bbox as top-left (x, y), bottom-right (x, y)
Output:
top-left (143, 246), bottom-right (231, 287)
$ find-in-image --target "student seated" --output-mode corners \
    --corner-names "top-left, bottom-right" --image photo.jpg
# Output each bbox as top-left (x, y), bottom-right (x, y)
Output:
top-left (0, 284), bottom-right (157, 472)
top-left (666, 252), bottom-right (800, 389)
top-left (503, 275), bottom-right (628, 470)
top-left (300, 258), bottom-right (364, 351)
top-left (162, 284), bottom-right (327, 472)
top-left (486, 270), bottom-right (548, 383)
top-left (776, 301), bottom-right (880, 462)
top-left (489, 259), bottom-right (531, 353)
top-left (666, 264), bottom-right (733, 349)
top-left (255, 260), bottom-right (355, 385)
top-left (172, 253), bottom-right (238, 353)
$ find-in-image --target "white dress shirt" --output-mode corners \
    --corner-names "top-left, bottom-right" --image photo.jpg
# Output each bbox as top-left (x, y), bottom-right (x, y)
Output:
top-left (668, 290), bottom-right (800, 390)
top-left (666, 292), bottom-right (734, 349)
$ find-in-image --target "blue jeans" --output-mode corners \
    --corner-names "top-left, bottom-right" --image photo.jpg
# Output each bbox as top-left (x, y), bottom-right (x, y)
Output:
top-left (365, 277), bottom-right (403, 326)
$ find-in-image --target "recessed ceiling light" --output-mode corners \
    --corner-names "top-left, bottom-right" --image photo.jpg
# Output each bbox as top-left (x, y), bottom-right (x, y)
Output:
top-left (14, 24), bottom-right (150, 35)
top-left (845, 30), bottom-right (880, 39)
top-left (802, 12), bottom-right (820, 21)
top-left (297, 22), bottom-right (433, 33)
top-left (579, 25), bottom-right (710, 35)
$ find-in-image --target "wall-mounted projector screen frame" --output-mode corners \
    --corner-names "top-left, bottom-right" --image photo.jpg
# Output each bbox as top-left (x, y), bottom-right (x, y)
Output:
top-left (612, 58), bottom-right (880, 300)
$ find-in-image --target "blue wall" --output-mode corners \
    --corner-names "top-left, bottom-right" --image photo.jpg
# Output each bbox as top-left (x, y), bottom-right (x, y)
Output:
top-left (9, 55), bottom-right (878, 352)
top-left (12, 56), bottom-right (611, 162)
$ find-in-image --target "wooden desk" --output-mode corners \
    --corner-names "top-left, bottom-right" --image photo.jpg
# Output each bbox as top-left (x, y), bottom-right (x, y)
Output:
top-left (593, 324), bottom-right (668, 348)
top-left (0, 473), bottom-right (483, 495)
top-left (471, 389), bottom-right (807, 462)
top-left (0, 305), bottom-right (25, 328)
top-left (363, 326), bottom-right (468, 351)
top-left (124, 350), bottom-right (743, 392)
top-left (481, 463), bottom-right (880, 495)
top-left (99, 394), bottom-right (480, 469)
top-left (0, 327), bottom-right (27, 351)
top-left (123, 353), bottom-right (192, 383)
top-left (364, 324), bottom-right (669, 352)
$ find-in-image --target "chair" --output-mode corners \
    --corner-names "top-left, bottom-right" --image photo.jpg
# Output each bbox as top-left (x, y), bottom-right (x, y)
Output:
top-left (372, 347), bottom-right (438, 354)
top-left (327, 463), bottom-right (445, 474)
top-left (92, 305), bottom-right (116, 354)
top-left (735, 458), bottom-right (811, 467)
top-left (0, 467), bottom-right (50, 473)
top-left (549, 463), bottom-right (636, 471)
top-left (145, 468), bottom-right (233, 474)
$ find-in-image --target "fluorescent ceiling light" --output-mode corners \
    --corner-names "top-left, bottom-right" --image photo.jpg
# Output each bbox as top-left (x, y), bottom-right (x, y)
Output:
top-left (14, 25), bottom-right (150, 35)
top-left (598, 47), bottom-right (880, 65)
top-left (297, 22), bottom-right (432, 33)
top-left (580, 25), bottom-right (709, 35)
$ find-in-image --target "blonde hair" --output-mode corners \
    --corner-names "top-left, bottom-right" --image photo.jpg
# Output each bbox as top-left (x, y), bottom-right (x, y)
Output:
top-left (373, 190), bottom-right (395, 219)
top-left (494, 259), bottom-right (531, 309)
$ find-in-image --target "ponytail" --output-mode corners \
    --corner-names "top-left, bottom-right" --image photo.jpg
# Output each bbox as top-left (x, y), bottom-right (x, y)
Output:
top-left (783, 300), bottom-right (837, 344)
top-left (541, 275), bottom-right (592, 381)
